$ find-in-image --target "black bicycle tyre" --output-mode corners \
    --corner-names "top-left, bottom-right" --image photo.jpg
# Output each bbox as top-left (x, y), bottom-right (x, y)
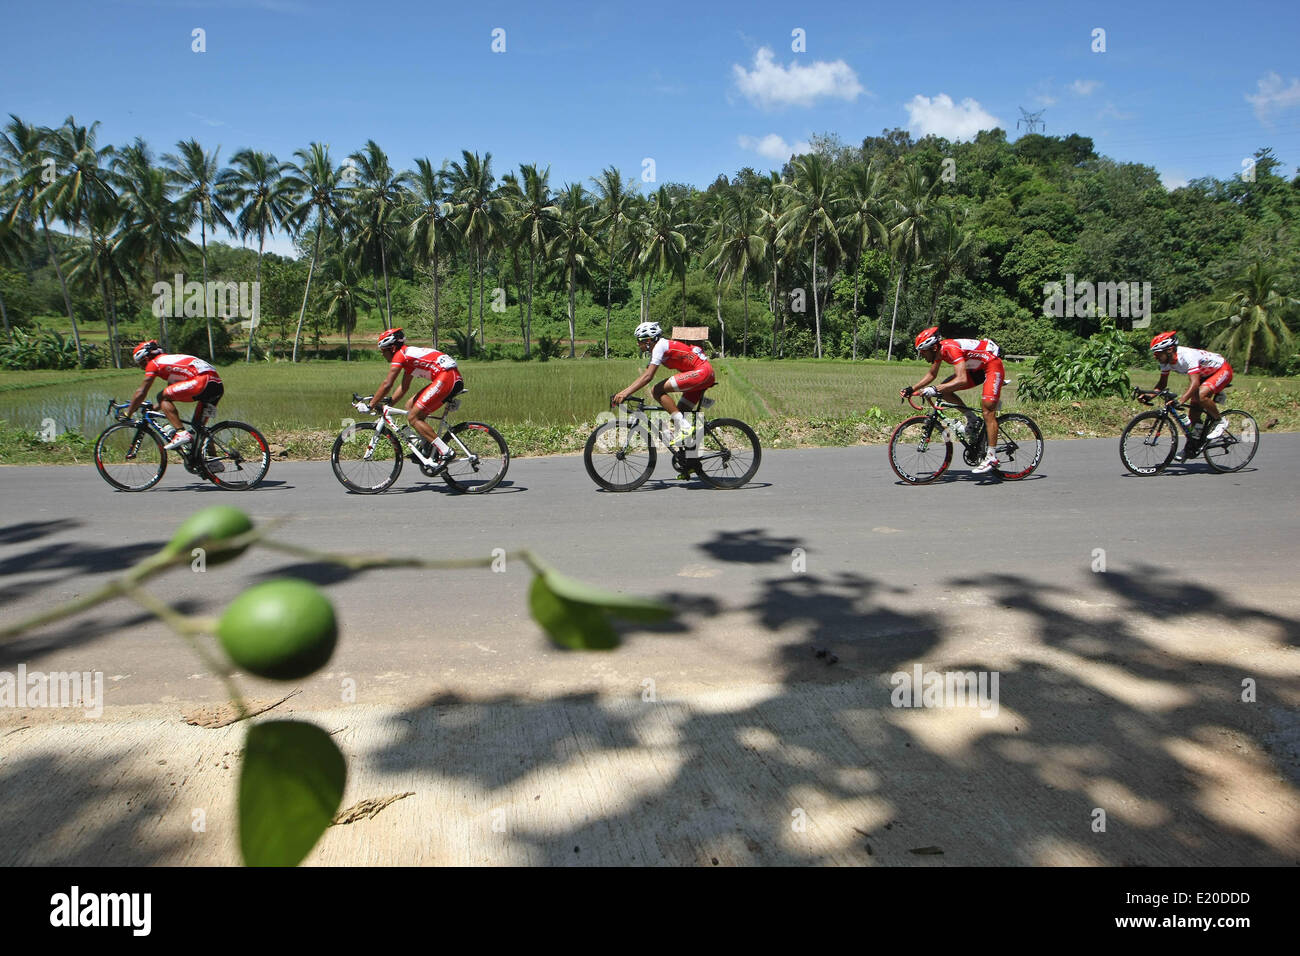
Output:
top-left (993, 413), bottom-right (1044, 480)
top-left (441, 421), bottom-right (510, 493)
top-left (1202, 409), bottom-right (1259, 474)
top-left (889, 416), bottom-right (952, 484)
top-left (202, 421), bottom-right (271, 490)
top-left (94, 422), bottom-right (167, 491)
top-left (1119, 410), bottom-right (1179, 476)
top-left (693, 418), bottom-right (762, 489)
top-left (331, 422), bottom-right (403, 493)
top-left (584, 420), bottom-right (657, 491)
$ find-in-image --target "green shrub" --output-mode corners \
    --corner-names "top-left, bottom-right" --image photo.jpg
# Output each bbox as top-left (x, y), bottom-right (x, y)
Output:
top-left (1017, 321), bottom-right (1133, 400)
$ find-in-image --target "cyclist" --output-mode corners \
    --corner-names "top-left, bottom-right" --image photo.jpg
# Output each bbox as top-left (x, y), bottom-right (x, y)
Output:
top-left (367, 328), bottom-right (460, 465)
top-left (1142, 331), bottom-right (1231, 456)
top-left (123, 340), bottom-right (224, 450)
top-left (611, 321), bottom-right (715, 444)
top-left (901, 327), bottom-right (1005, 474)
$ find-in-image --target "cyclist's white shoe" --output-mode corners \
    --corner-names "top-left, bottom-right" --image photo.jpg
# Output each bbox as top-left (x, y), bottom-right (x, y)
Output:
top-left (164, 430), bottom-right (193, 450)
top-left (972, 452), bottom-right (999, 474)
top-left (1206, 419), bottom-right (1228, 440)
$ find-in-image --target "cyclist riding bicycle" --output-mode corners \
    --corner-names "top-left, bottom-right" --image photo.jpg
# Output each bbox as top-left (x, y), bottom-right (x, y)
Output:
top-left (611, 322), bottom-right (715, 444)
top-left (123, 340), bottom-right (224, 450)
top-left (368, 328), bottom-right (461, 465)
top-left (1142, 330), bottom-right (1232, 459)
top-left (901, 327), bottom-right (1005, 474)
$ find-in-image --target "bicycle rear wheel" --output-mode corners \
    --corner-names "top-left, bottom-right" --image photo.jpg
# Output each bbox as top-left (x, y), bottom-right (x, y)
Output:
top-left (584, 420), bottom-right (656, 491)
top-left (441, 421), bottom-right (510, 493)
top-left (201, 422), bottom-right (271, 490)
top-left (888, 416), bottom-right (952, 484)
top-left (95, 422), bottom-right (166, 491)
top-left (331, 422), bottom-right (403, 493)
top-left (693, 418), bottom-right (761, 489)
top-left (993, 414), bottom-right (1044, 480)
top-left (1119, 410), bottom-right (1178, 475)
top-left (1202, 409), bottom-right (1258, 473)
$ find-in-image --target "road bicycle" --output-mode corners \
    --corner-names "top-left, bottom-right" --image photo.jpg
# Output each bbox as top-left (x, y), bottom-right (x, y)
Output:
top-left (330, 390), bottom-right (509, 494)
top-left (583, 395), bottom-right (761, 491)
top-left (888, 393), bottom-right (1044, 484)
top-left (95, 400), bottom-right (270, 491)
top-left (1119, 387), bottom-right (1258, 475)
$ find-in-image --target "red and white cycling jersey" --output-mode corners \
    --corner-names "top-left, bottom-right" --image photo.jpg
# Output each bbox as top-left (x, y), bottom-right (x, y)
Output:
top-left (937, 338), bottom-right (1001, 372)
top-left (648, 339), bottom-right (710, 373)
top-left (1159, 346), bottom-right (1226, 377)
top-left (391, 345), bottom-right (458, 381)
top-left (143, 354), bottom-right (219, 384)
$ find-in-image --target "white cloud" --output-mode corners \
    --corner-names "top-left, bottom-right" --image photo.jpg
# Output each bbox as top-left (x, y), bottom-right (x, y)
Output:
top-left (738, 133), bottom-right (811, 161)
top-left (1070, 79), bottom-right (1100, 96)
top-left (904, 94), bottom-right (1002, 141)
top-left (1097, 102), bottom-right (1136, 120)
top-left (1246, 71), bottom-right (1300, 123)
top-left (732, 47), bottom-right (865, 109)
top-left (1160, 169), bottom-right (1190, 190)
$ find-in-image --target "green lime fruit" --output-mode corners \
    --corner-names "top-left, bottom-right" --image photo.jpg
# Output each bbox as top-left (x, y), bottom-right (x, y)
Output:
top-left (218, 579), bottom-right (338, 680)
top-left (165, 506), bottom-right (253, 566)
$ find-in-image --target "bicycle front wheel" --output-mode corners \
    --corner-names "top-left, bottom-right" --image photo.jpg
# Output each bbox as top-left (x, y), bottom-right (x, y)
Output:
top-left (95, 422), bottom-right (167, 491)
top-left (202, 422), bottom-right (271, 490)
top-left (584, 420), bottom-right (656, 491)
top-left (331, 422), bottom-right (403, 493)
top-left (442, 421), bottom-right (510, 493)
top-left (693, 418), bottom-right (761, 489)
top-left (889, 416), bottom-right (952, 484)
top-left (993, 414), bottom-right (1044, 480)
top-left (1119, 411), bottom-right (1178, 475)
top-left (1202, 409), bottom-right (1259, 473)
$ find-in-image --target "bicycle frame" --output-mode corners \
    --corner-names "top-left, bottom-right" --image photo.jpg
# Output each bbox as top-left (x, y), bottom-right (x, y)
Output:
top-left (354, 394), bottom-right (476, 467)
top-left (105, 400), bottom-right (207, 471)
top-left (906, 395), bottom-right (986, 453)
top-left (612, 396), bottom-right (703, 458)
top-left (1134, 390), bottom-right (1235, 452)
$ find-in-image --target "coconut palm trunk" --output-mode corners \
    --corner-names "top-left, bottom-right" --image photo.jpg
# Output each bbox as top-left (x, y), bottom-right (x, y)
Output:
top-left (525, 252), bottom-right (535, 358)
top-left (715, 286), bottom-right (725, 357)
top-left (851, 268), bottom-right (860, 360)
top-left (812, 231), bottom-right (822, 359)
top-left (247, 229), bottom-right (264, 362)
top-left (41, 213), bottom-right (82, 364)
top-left (381, 243), bottom-right (392, 326)
top-left (292, 216), bottom-right (323, 362)
top-left (0, 290), bottom-right (10, 342)
top-left (201, 213), bottom-right (214, 360)
top-left (886, 268), bottom-right (904, 360)
top-left (742, 272), bottom-right (750, 358)
top-left (567, 269), bottom-right (577, 358)
top-left (432, 244), bottom-right (441, 349)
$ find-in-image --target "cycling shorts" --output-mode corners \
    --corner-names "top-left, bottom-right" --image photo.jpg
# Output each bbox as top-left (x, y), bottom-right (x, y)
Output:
top-left (664, 366), bottom-right (716, 406)
top-left (413, 368), bottom-right (462, 414)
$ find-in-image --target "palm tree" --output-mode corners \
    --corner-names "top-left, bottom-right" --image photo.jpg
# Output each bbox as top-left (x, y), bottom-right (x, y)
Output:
top-left (406, 157), bottom-right (462, 350)
top-left (447, 150), bottom-right (503, 356)
top-left (113, 138), bottom-right (194, 348)
top-left (838, 161), bottom-right (890, 358)
top-left (38, 117), bottom-right (117, 364)
top-left (620, 193), bottom-right (652, 322)
top-left (219, 149), bottom-right (295, 360)
top-left (1209, 259), bottom-right (1297, 373)
top-left (348, 140), bottom-right (408, 327)
top-left (756, 176), bottom-right (786, 356)
top-left (777, 154), bottom-right (844, 358)
top-left (164, 139), bottom-right (232, 359)
top-left (592, 167), bottom-right (632, 358)
top-left (284, 142), bottom-right (345, 362)
top-left (711, 190), bottom-right (768, 357)
top-left (64, 193), bottom-right (135, 361)
top-left (638, 187), bottom-right (690, 331)
top-left (923, 204), bottom-right (974, 326)
top-left (885, 166), bottom-right (935, 359)
top-left (508, 163), bottom-right (558, 358)
top-left (551, 183), bottom-right (596, 357)
top-left (320, 255), bottom-right (372, 361)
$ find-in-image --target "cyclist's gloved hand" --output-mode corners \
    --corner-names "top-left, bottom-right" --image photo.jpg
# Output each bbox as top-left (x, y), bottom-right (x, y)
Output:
top-left (901, 386), bottom-right (914, 398)
top-left (354, 401), bottom-right (371, 413)
top-left (920, 386), bottom-right (939, 398)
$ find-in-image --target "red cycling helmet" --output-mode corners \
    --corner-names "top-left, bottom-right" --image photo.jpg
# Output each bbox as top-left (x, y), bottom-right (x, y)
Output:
top-left (132, 340), bottom-right (163, 366)
top-left (1149, 331), bottom-right (1178, 353)
top-left (915, 327), bottom-right (941, 351)
top-left (377, 328), bottom-right (405, 349)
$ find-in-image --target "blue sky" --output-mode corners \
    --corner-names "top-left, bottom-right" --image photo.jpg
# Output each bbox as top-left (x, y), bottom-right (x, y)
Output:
top-left (2, 0), bottom-right (1297, 256)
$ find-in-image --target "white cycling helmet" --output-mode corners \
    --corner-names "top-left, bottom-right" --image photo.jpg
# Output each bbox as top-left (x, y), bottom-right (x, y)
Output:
top-left (634, 321), bottom-right (661, 341)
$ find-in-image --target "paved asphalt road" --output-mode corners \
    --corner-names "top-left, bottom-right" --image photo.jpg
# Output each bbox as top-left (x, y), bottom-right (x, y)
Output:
top-left (1, 436), bottom-right (1297, 865)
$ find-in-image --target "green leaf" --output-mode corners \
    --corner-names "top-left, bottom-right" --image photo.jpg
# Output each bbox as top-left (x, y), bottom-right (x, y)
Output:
top-left (527, 564), bottom-right (672, 651)
top-left (239, 720), bottom-right (346, 867)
